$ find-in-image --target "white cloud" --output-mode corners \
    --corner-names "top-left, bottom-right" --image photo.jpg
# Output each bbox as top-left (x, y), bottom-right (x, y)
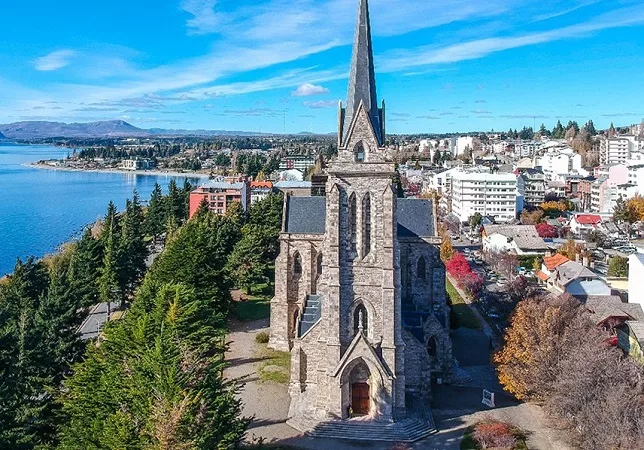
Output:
top-left (34, 50), bottom-right (76, 71)
top-left (292, 83), bottom-right (330, 97)
top-left (304, 100), bottom-right (338, 109)
top-left (380, 4), bottom-right (644, 71)
top-left (181, 0), bottom-right (220, 34)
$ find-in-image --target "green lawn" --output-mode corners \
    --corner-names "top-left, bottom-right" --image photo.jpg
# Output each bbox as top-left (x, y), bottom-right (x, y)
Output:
top-left (235, 283), bottom-right (273, 321)
top-left (257, 345), bottom-right (291, 384)
top-left (446, 278), bottom-right (482, 329)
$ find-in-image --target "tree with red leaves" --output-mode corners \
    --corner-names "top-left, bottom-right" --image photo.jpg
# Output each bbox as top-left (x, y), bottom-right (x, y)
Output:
top-left (536, 222), bottom-right (557, 238)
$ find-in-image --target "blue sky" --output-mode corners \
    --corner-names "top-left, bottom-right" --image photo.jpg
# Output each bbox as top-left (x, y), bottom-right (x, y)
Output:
top-left (1, 0), bottom-right (643, 134)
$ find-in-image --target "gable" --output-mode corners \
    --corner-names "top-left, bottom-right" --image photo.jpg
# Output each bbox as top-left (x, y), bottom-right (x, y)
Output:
top-left (284, 196), bottom-right (435, 238)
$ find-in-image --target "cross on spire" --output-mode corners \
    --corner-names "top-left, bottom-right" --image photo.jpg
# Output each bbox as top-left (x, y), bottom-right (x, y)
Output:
top-left (342, 0), bottom-right (383, 147)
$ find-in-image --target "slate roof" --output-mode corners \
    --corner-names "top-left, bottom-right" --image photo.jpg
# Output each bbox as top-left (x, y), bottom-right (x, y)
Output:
top-left (397, 198), bottom-right (435, 238)
top-left (342, 0), bottom-right (382, 147)
top-left (483, 225), bottom-right (549, 251)
top-left (585, 297), bottom-right (644, 324)
top-left (555, 260), bottom-right (599, 286)
top-left (285, 197), bottom-right (326, 234)
top-left (284, 196), bottom-right (435, 238)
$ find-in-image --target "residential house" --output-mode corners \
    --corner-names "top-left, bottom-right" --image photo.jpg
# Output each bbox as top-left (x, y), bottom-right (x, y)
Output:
top-left (569, 214), bottom-right (602, 235)
top-left (537, 254), bottom-right (612, 298)
top-left (274, 180), bottom-right (313, 197)
top-left (482, 224), bottom-right (549, 256)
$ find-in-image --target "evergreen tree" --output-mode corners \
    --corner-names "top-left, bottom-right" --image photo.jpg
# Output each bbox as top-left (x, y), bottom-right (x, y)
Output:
top-left (118, 192), bottom-right (148, 298)
top-left (608, 122), bottom-right (617, 137)
top-left (552, 120), bottom-right (565, 139)
top-left (68, 228), bottom-right (103, 308)
top-left (98, 226), bottom-right (120, 308)
top-left (101, 201), bottom-right (120, 247)
top-left (145, 182), bottom-right (166, 239)
top-left (584, 120), bottom-right (597, 136)
top-left (58, 284), bottom-right (249, 449)
top-left (165, 179), bottom-right (184, 223)
top-left (228, 225), bottom-right (269, 294)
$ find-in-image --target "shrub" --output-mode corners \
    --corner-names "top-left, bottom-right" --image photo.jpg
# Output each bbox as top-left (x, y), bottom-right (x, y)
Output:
top-left (473, 421), bottom-right (517, 449)
top-left (256, 331), bottom-right (270, 344)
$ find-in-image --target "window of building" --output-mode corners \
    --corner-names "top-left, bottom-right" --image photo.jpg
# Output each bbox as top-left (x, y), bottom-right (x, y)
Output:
top-left (362, 194), bottom-right (371, 257)
top-left (353, 304), bottom-right (368, 337)
top-left (354, 142), bottom-right (366, 162)
top-left (417, 256), bottom-right (426, 280)
top-left (316, 253), bottom-right (323, 281)
top-left (294, 252), bottom-right (303, 278)
top-left (349, 193), bottom-right (357, 253)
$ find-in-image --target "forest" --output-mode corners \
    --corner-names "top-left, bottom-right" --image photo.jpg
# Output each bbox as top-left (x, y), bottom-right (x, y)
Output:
top-left (0, 179), bottom-right (284, 449)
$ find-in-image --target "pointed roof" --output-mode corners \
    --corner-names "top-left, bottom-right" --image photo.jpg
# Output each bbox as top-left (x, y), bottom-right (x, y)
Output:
top-left (342, 0), bottom-right (382, 147)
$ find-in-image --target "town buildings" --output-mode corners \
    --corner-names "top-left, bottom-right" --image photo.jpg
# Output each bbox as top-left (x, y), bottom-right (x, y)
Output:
top-left (517, 168), bottom-right (546, 208)
top-left (482, 225), bottom-right (548, 256)
top-left (121, 158), bottom-right (155, 171)
top-left (600, 136), bottom-right (644, 165)
top-left (188, 180), bottom-right (250, 218)
top-left (450, 169), bottom-right (518, 223)
top-left (279, 155), bottom-right (317, 172)
top-left (269, 0), bottom-right (450, 430)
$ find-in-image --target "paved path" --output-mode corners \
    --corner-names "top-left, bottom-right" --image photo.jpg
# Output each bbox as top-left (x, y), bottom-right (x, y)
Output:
top-left (225, 319), bottom-right (575, 450)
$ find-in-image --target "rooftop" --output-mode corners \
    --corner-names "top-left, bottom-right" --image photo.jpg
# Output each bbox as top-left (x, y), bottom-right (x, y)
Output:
top-left (483, 225), bottom-right (549, 251)
top-left (543, 254), bottom-right (570, 271)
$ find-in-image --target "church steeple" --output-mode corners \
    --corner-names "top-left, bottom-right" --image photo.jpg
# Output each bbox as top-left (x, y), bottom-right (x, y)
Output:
top-left (341, 0), bottom-right (384, 148)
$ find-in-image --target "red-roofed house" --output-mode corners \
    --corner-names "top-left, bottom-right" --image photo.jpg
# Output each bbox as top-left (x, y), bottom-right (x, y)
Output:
top-left (569, 214), bottom-right (602, 234)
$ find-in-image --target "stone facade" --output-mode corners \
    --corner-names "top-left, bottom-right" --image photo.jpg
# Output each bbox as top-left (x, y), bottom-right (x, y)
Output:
top-left (268, 0), bottom-right (452, 425)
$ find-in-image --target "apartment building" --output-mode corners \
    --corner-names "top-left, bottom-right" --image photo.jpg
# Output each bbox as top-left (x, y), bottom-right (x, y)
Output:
top-left (278, 155), bottom-right (316, 172)
top-left (517, 168), bottom-right (546, 208)
top-left (600, 136), bottom-right (644, 165)
top-left (450, 170), bottom-right (518, 223)
top-left (188, 180), bottom-right (250, 218)
top-left (538, 150), bottom-right (582, 182)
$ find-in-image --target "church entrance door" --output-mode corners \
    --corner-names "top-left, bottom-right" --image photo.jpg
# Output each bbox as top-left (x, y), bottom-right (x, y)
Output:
top-left (351, 382), bottom-right (370, 415)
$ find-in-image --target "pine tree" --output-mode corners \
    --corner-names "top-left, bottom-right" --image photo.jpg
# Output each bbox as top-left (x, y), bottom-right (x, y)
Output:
top-left (118, 192), bottom-right (148, 298)
top-left (165, 179), bottom-right (184, 223)
top-left (552, 120), bottom-right (565, 139)
top-left (145, 182), bottom-right (166, 239)
top-left (68, 228), bottom-right (103, 308)
top-left (99, 226), bottom-right (120, 309)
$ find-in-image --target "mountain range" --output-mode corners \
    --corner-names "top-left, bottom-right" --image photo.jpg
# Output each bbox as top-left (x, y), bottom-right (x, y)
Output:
top-left (0, 120), bottom-right (268, 139)
top-left (0, 131), bottom-right (6, 140)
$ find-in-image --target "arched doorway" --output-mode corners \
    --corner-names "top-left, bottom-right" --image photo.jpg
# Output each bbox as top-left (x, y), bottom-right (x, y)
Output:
top-left (349, 361), bottom-right (371, 416)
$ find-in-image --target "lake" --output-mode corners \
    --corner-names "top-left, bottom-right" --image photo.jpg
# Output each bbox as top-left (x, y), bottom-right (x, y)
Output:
top-left (0, 144), bottom-right (200, 276)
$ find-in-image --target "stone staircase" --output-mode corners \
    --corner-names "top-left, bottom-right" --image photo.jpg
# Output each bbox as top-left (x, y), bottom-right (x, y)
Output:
top-left (288, 414), bottom-right (437, 443)
top-left (299, 295), bottom-right (322, 337)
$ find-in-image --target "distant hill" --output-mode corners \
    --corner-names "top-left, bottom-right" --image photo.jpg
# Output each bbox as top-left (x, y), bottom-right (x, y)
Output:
top-left (0, 120), bottom-right (146, 139)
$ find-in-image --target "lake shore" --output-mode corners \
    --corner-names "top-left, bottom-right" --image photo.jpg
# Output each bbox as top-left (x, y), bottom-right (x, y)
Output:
top-left (27, 162), bottom-right (211, 179)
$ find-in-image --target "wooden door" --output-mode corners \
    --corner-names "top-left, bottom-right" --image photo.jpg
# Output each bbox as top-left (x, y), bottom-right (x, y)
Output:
top-left (352, 383), bottom-right (370, 415)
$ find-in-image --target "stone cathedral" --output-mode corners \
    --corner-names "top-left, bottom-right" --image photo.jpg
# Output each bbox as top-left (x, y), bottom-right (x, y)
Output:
top-left (269, 0), bottom-right (452, 425)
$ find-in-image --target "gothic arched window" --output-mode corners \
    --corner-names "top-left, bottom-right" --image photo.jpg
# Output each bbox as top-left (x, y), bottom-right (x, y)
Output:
top-left (293, 252), bottom-right (303, 278)
top-left (353, 304), bottom-right (368, 337)
top-left (362, 193), bottom-right (371, 257)
top-left (349, 193), bottom-right (357, 253)
top-left (354, 142), bottom-right (365, 163)
top-left (428, 336), bottom-right (438, 359)
top-left (316, 253), bottom-right (323, 280)
top-left (417, 256), bottom-right (426, 280)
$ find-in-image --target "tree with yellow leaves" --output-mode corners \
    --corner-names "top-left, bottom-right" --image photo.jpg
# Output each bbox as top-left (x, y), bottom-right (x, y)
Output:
top-left (494, 295), bottom-right (585, 401)
top-left (626, 194), bottom-right (644, 222)
top-left (439, 225), bottom-right (455, 263)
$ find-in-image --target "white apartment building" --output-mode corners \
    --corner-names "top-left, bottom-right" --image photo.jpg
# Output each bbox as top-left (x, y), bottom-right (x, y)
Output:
top-left (450, 170), bottom-right (518, 223)
top-left (512, 140), bottom-right (541, 158)
top-left (517, 169), bottom-right (546, 208)
top-left (538, 149), bottom-right (582, 182)
top-left (456, 136), bottom-right (475, 157)
top-left (600, 136), bottom-right (644, 165)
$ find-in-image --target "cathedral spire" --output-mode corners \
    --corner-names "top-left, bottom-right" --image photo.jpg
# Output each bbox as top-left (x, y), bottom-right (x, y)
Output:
top-left (342, 0), bottom-right (383, 147)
